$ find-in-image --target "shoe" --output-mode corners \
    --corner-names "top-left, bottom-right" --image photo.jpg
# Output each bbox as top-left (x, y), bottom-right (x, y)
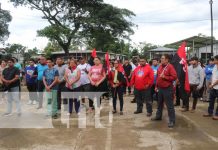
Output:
top-left (52, 114), bottom-right (58, 119)
top-left (174, 104), bottom-right (180, 107)
top-left (151, 117), bottom-right (162, 121)
top-left (203, 113), bottom-right (213, 117)
top-left (120, 111), bottom-right (123, 115)
top-left (17, 113), bottom-right (22, 117)
top-left (212, 116), bottom-right (218, 120)
top-left (190, 109), bottom-right (195, 113)
top-left (147, 113), bottom-right (152, 117)
top-left (3, 113), bottom-right (12, 117)
top-left (36, 106), bottom-right (42, 109)
top-left (168, 122), bottom-right (175, 128)
top-left (134, 111), bottom-right (142, 114)
top-left (112, 110), bottom-right (117, 114)
top-left (66, 113), bottom-right (71, 116)
top-left (180, 108), bottom-right (189, 112)
top-left (32, 101), bottom-right (37, 105)
top-left (131, 99), bottom-right (136, 103)
top-left (27, 101), bottom-right (32, 105)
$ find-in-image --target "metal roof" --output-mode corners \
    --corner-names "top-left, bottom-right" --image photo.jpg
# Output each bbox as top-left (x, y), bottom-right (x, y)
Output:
top-left (148, 47), bottom-right (176, 52)
top-left (166, 36), bottom-right (218, 49)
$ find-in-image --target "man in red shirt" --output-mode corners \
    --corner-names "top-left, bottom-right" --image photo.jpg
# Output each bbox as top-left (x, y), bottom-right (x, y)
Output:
top-left (151, 54), bottom-right (177, 128)
top-left (130, 57), bottom-right (154, 116)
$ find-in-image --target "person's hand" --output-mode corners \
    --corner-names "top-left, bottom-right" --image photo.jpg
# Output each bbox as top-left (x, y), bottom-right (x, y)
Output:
top-left (155, 87), bottom-right (158, 92)
top-left (112, 84), bottom-right (117, 88)
top-left (46, 86), bottom-right (50, 92)
top-left (209, 84), bottom-right (214, 89)
top-left (160, 74), bottom-right (165, 79)
top-left (196, 86), bottom-right (201, 90)
top-left (95, 82), bottom-right (100, 87)
top-left (144, 84), bottom-right (149, 89)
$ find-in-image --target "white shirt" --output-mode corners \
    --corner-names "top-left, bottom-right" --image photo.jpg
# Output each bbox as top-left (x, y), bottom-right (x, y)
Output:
top-left (77, 63), bottom-right (91, 85)
top-left (211, 65), bottom-right (218, 90)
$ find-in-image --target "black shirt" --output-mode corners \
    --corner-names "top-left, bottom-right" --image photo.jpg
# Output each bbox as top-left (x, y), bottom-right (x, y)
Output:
top-left (123, 64), bottom-right (132, 77)
top-left (3, 67), bottom-right (20, 88)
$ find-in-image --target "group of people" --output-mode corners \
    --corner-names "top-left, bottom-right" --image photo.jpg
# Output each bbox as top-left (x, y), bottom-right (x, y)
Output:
top-left (0, 53), bottom-right (218, 129)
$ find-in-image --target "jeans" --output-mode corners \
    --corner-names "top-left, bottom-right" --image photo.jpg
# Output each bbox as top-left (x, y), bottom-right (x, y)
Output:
top-left (37, 80), bottom-right (45, 107)
top-left (208, 89), bottom-right (218, 116)
top-left (57, 82), bottom-right (66, 110)
top-left (68, 86), bottom-right (81, 113)
top-left (156, 86), bottom-right (175, 123)
top-left (134, 88), bottom-right (152, 113)
top-left (112, 86), bottom-right (124, 111)
top-left (26, 83), bottom-right (37, 101)
top-left (6, 86), bottom-right (21, 114)
top-left (46, 89), bottom-right (58, 116)
top-left (81, 84), bottom-right (93, 109)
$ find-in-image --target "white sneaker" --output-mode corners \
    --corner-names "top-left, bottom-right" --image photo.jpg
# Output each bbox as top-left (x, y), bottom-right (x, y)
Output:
top-left (32, 101), bottom-right (37, 105)
top-left (3, 113), bottom-right (13, 117)
top-left (27, 101), bottom-right (33, 105)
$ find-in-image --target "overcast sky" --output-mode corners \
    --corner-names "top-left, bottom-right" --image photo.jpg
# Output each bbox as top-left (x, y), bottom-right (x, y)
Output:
top-left (0, 0), bottom-right (218, 50)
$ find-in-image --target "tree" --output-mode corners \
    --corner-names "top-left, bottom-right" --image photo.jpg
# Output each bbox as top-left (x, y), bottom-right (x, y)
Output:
top-left (0, 7), bottom-right (12, 43)
top-left (5, 43), bottom-right (26, 55)
top-left (10, 0), bottom-right (135, 55)
top-left (140, 42), bottom-right (158, 58)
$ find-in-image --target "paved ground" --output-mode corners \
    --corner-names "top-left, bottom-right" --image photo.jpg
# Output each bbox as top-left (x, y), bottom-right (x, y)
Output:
top-left (0, 90), bottom-right (218, 150)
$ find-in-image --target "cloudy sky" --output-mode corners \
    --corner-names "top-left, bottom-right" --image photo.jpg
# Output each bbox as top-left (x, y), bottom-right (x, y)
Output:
top-left (0, 0), bottom-right (218, 50)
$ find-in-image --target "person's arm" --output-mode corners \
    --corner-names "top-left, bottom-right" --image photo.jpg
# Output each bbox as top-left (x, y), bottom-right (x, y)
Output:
top-left (96, 69), bottom-right (106, 86)
top-left (88, 68), bottom-right (94, 85)
top-left (146, 67), bottom-right (154, 88)
top-left (70, 69), bottom-right (81, 85)
top-left (197, 68), bottom-right (205, 89)
top-left (8, 69), bottom-right (20, 85)
top-left (130, 70), bottom-right (135, 87)
top-left (48, 70), bottom-right (59, 89)
top-left (162, 65), bottom-right (177, 82)
top-left (43, 76), bottom-right (49, 91)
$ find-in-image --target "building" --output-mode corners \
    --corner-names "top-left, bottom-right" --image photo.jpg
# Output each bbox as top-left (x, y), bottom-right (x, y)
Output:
top-left (147, 47), bottom-right (177, 60)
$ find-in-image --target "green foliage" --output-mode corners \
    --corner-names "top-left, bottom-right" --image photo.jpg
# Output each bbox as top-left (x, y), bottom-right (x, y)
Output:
top-left (0, 8), bottom-right (12, 43)
top-left (10, 0), bottom-right (135, 54)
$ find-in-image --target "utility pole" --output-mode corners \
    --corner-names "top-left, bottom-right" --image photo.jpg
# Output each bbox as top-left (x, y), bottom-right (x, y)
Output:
top-left (209, 0), bottom-right (214, 57)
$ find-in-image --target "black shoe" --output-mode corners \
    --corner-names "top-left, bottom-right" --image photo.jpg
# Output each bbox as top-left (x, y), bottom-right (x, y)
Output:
top-left (151, 117), bottom-right (162, 121)
top-left (112, 110), bottom-right (117, 114)
top-left (131, 99), bottom-right (136, 103)
top-left (168, 122), bottom-right (175, 128)
top-left (174, 104), bottom-right (180, 107)
top-left (36, 106), bottom-right (42, 109)
top-left (52, 114), bottom-right (58, 119)
top-left (134, 111), bottom-right (142, 114)
top-left (147, 113), bottom-right (152, 117)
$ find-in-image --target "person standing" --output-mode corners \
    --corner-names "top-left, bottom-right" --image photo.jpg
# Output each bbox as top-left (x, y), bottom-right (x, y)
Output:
top-left (151, 58), bottom-right (159, 102)
top-left (78, 57), bottom-right (93, 111)
top-left (64, 59), bottom-right (81, 115)
top-left (203, 55), bottom-right (218, 120)
top-left (187, 57), bottom-right (204, 112)
top-left (88, 57), bottom-right (106, 109)
top-left (35, 56), bottom-right (48, 109)
top-left (0, 60), bottom-right (7, 104)
top-left (43, 58), bottom-right (59, 119)
top-left (25, 59), bottom-right (37, 105)
top-left (2, 58), bottom-right (21, 116)
top-left (109, 60), bottom-right (126, 115)
top-left (151, 54), bottom-right (177, 128)
top-left (130, 57), bottom-right (154, 116)
top-left (123, 59), bottom-right (132, 95)
top-left (54, 57), bottom-right (68, 112)
top-left (204, 58), bottom-right (215, 102)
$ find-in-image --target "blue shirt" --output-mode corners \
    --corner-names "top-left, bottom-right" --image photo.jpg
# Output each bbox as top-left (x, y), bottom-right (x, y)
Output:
top-left (43, 68), bottom-right (59, 90)
top-left (152, 65), bottom-right (159, 84)
top-left (37, 64), bottom-right (48, 81)
top-left (25, 66), bottom-right (36, 84)
top-left (205, 64), bottom-right (215, 81)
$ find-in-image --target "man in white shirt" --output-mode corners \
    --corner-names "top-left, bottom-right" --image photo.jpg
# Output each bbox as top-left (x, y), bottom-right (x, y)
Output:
top-left (203, 55), bottom-right (218, 120)
top-left (78, 57), bottom-right (93, 111)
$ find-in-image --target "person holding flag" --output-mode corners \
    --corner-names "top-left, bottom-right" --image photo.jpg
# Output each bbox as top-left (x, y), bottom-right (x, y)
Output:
top-left (171, 42), bottom-right (190, 112)
top-left (152, 54), bottom-right (177, 128)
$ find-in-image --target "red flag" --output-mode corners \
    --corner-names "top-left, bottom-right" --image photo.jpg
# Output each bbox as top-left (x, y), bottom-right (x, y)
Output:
top-left (105, 52), bottom-right (110, 73)
top-left (91, 48), bottom-right (97, 58)
top-left (177, 42), bottom-right (190, 92)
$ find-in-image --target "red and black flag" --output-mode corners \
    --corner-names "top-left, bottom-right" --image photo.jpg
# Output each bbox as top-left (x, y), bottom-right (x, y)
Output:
top-left (89, 48), bottom-right (97, 66)
top-left (172, 42), bottom-right (190, 93)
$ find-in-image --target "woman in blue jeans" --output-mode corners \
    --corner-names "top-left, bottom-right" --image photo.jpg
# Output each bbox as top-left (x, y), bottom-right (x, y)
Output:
top-left (64, 59), bottom-right (82, 115)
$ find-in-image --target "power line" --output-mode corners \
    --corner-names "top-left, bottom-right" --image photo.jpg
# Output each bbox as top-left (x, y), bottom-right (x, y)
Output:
top-left (135, 19), bottom-right (218, 24)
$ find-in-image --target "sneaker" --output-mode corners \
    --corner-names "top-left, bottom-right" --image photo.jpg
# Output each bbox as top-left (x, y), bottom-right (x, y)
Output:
top-left (32, 101), bottom-right (37, 105)
top-left (120, 111), bottom-right (124, 115)
top-left (27, 101), bottom-right (33, 105)
top-left (190, 109), bottom-right (195, 113)
top-left (3, 113), bottom-right (12, 117)
top-left (17, 113), bottom-right (22, 117)
top-left (168, 122), bottom-right (175, 128)
top-left (134, 111), bottom-right (142, 114)
top-left (203, 113), bottom-right (213, 117)
top-left (180, 108), bottom-right (189, 112)
top-left (151, 117), bottom-right (162, 121)
top-left (66, 113), bottom-right (71, 116)
top-left (212, 116), bottom-right (218, 120)
top-left (112, 110), bottom-right (117, 114)
top-left (147, 113), bottom-right (152, 117)
top-left (52, 114), bottom-right (58, 119)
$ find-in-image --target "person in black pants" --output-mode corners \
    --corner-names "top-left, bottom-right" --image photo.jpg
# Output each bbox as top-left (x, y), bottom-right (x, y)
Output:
top-left (109, 60), bottom-right (125, 115)
top-left (123, 59), bottom-right (132, 95)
